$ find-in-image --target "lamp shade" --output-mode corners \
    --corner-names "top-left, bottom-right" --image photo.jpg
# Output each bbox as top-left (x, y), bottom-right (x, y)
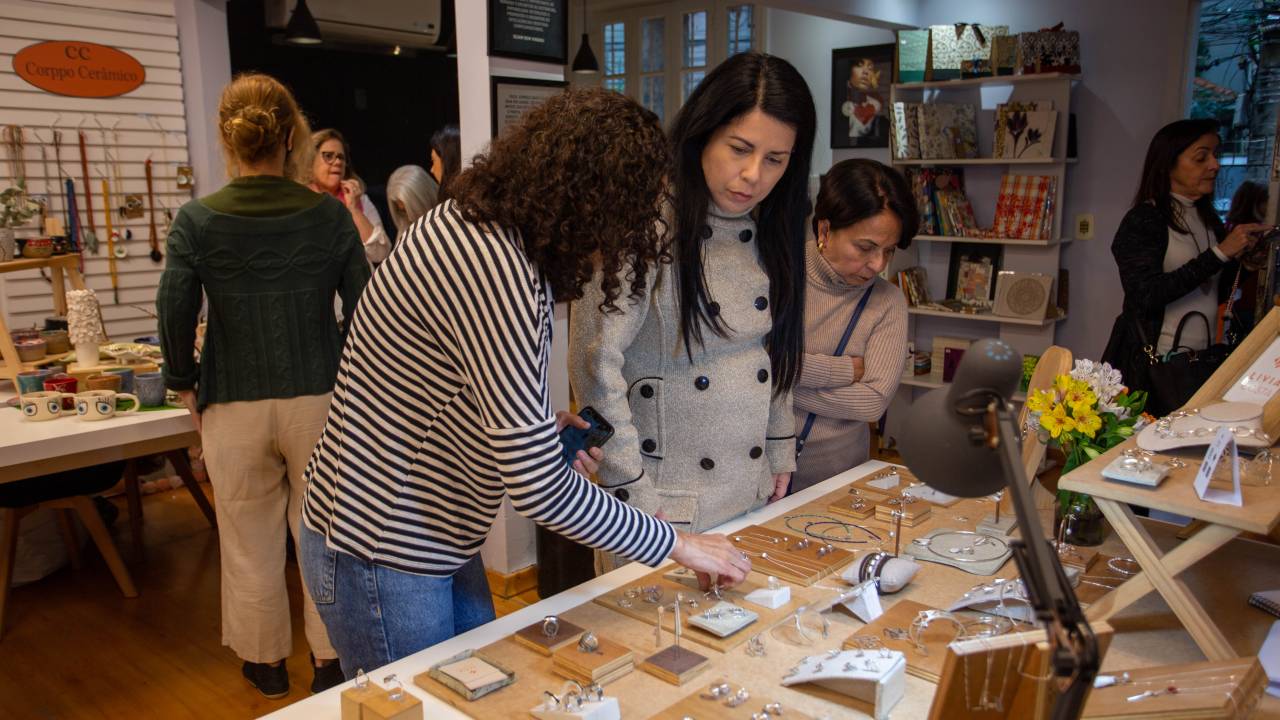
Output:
top-left (285, 0), bottom-right (322, 45)
top-left (572, 32), bottom-right (598, 74)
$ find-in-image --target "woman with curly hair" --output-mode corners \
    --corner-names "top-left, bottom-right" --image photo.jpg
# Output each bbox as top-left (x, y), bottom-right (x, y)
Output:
top-left (569, 51), bottom-right (816, 561)
top-left (298, 88), bottom-right (752, 676)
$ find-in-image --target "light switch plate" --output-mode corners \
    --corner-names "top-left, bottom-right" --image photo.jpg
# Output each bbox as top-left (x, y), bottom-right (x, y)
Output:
top-left (1075, 213), bottom-right (1094, 240)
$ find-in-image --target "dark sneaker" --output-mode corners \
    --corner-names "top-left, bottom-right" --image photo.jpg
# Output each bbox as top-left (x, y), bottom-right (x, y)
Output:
top-left (310, 654), bottom-right (345, 694)
top-left (242, 660), bottom-right (289, 699)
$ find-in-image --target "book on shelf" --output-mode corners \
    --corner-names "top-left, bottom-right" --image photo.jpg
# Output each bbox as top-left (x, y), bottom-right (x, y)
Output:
top-left (897, 266), bottom-right (931, 307)
top-left (918, 103), bottom-right (979, 160)
top-left (991, 174), bottom-right (1057, 240)
top-left (891, 102), bottom-right (922, 160)
top-left (993, 100), bottom-right (1054, 158)
top-left (946, 242), bottom-right (1003, 303)
top-left (1251, 589), bottom-right (1280, 619)
top-left (935, 189), bottom-right (979, 237)
top-left (895, 29), bottom-right (929, 83)
top-left (905, 167), bottom-right (964, 236)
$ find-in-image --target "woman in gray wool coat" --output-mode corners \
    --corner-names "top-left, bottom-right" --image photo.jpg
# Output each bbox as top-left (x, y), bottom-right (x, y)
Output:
top-left (569, 52), bottom-right (817, 567)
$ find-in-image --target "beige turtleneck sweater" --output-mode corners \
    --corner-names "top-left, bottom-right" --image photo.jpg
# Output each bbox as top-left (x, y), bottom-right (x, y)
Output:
top-left (792, 240), bottom-right (909, 492)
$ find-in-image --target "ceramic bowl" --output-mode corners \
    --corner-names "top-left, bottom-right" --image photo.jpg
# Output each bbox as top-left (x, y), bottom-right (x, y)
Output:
top-left (85, 373), bottom-right (123, 392)
top-left (41, 330), bottom-right (70, 354)
top-left (15, 337), bottom-right (47, 362)
top-left (22, 238), bottom-right (53, 259)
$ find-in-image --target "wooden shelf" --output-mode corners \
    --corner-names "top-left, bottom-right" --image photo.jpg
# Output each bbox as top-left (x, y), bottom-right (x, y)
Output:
top-left (913, 234), bottom-right (1065, 246)
top-left (892, 157), bottom-right (1066, 166)
top-left (907, 306), bottom-right (1066, 327)
top-left (0, 254), bottom-right (80, 275)
top-left (899, 371), bottom-right (1026, 402)
top-left (892, 73), bottom-right (1080, 91)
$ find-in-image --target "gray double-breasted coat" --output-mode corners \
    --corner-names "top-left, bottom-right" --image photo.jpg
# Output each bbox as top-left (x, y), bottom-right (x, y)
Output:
top-left (568, 208), bottom-right (796, 533)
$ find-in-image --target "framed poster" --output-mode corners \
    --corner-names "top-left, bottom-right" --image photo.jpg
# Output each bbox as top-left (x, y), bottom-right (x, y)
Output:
top-left (491, 76), bottom-right (568, 137)
top-left (488, 0), bottom-right (568, 64)
top-left (831, 43), bottom-right (893, 149)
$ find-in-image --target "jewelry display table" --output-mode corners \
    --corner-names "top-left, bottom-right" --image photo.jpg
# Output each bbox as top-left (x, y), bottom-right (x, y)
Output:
top-left (1060, 436), bottom-right (1280, 662)
top-left (262, 460), bottom-right (1280, 719)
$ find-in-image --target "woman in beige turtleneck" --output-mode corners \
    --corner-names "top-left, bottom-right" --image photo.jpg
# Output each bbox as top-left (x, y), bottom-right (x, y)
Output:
top-left (791, 159), bottom-right (919, 492)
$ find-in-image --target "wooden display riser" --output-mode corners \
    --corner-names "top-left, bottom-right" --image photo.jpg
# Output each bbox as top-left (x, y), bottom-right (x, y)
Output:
top-left (647, 680), bottom-right (817, 720)
top-left (592, 566), bottom-right (823, 653)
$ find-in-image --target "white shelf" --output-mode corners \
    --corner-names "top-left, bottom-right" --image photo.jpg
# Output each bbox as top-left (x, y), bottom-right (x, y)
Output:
top-left (892, 157), bottom-right (1066, 166)
top-left (913, 235), bottom-right (1064, 246)
top-left (899, 372), bottom-right (1027, 402)
top-left (907, 306), bottom-right (1066, 327)
top-left (892, 73), bottom-right (1080, 91)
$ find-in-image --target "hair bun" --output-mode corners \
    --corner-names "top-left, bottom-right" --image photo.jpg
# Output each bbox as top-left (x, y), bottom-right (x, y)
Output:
top-left (222, 106), bottom-right (282, 157)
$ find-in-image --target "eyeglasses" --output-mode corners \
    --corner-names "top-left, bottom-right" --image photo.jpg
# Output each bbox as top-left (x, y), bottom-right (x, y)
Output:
top-left (320, 151), bottom-right (347, 165)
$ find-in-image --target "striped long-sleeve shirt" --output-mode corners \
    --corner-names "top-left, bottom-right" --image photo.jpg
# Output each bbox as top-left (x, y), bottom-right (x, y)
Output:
top-left (301, 201), bottom-right (677, 575)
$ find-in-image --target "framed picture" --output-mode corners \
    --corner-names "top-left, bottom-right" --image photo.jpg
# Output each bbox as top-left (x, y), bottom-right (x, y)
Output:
top-left (945, 242), bottom-right (1003, 304)
top-left (831, 43), bottom-right (894, 149)
top-left (490, 76), bottom-right (568, 138)
top-left (488, 0), bottom-right (568, 64)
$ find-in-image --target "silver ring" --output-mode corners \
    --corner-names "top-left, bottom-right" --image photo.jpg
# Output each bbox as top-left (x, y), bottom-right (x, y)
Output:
top-left (383, 673), bottom-right (403, 701)
top-left (542, 615), bottom-right (560, 638)
top-left (353, 668), bottom-right (368, 689)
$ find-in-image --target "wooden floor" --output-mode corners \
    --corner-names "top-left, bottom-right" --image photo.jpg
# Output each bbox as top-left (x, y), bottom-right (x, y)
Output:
top-left (0, 483), bottom-right (539, 719)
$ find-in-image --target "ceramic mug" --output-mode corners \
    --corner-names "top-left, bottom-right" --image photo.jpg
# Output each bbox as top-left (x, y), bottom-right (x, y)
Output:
top-left (43, 374), bottom-right (78, 409)
top-left (16, 368), bottom-right (55, 394)
top-left (85, 373), bottom-right (123, 392)
top-left (75, 390), bottom-right (139, 421)
top-left (135, 372), bottom-right (166, 407)
top-left (20, 391), bottom-right (75, 422)
top-left (104, 367), bottom-right (135, 394)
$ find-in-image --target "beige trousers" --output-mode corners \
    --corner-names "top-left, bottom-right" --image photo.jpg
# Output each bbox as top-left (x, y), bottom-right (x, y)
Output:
top-left (202, 394), bottom-right (336, 663)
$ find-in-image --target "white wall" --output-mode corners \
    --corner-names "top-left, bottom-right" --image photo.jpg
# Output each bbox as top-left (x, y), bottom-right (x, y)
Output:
top-left (914, 0), bottom-right (1196, 359)
top-left (174, 0), bottom-right (230, 199)
top-left (763, 7), bottom-right (895, 174)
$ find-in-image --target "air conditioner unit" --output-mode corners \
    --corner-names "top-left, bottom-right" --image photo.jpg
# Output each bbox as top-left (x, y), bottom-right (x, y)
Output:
top-left (266, 0), bottom-right (443, 49)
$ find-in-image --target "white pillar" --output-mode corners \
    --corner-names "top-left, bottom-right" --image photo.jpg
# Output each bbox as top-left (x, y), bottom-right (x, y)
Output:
top-left (174, 0), bottom-right (232, 196)
top-left (456, 1), bottom-right (569, 578)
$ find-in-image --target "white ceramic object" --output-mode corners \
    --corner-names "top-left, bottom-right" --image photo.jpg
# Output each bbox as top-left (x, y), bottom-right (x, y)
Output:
top-left (74, 390), bottom-right (139, 421)
top-left (782, 649), bottom-right (906, 720)
top-left (19, 391), bottom-right (74, 422)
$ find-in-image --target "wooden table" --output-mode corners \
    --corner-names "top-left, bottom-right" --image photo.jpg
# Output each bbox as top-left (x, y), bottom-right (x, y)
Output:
top-left (0, 387), bottom-right (215, 536)
top-left (1060, 436), bottom-right (1280, 661)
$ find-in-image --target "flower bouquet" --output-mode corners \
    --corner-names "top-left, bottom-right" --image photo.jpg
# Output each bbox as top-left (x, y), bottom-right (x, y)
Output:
top-left (1025, 360), bottom-right (1149, 544)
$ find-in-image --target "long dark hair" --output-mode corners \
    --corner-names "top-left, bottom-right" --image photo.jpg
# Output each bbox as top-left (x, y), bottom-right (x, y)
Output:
top-left (669, 51), bottom-right (816, 395)
top-left (1132, 118), bottom-right (1220, 235)
top-left (813, 159), bottom-right (918, 248)
top-left (1227, 180), bottom-right (1267, 227)
top-left (431, 124), bottom-right (462, 201)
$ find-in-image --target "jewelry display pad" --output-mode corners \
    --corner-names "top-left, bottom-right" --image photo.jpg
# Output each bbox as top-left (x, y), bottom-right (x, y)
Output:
top-left (905, 529), bottom-right (1012, 576)
top-left (647, 680), bottom-right (815, 720)
top-left (841, 599), bottom-right (955, 682)
top-left (874, 497), bottom-right (933, 526)
top-left (552, 635), bottom-right (636, 685)
top-left (727, 524), bottom-right (858, 586)
top-left (686, 601), bottom-right (760, 638)
top-left (514, 617), bottom-right (587, 656)
top-left (416, 649), bottom-right (516, 701)
top-left (1081, 657), bottom-right (1266, 719)
top-left (847, 467), bottom-right (910, 494)
top-left (828, 495), bottom-right (877, 520)
top-left (593, 567), bottom-right (812, 652)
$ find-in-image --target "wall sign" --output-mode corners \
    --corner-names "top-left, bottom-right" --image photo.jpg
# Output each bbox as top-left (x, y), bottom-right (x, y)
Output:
top-left (488, 0), bottom-right (568, 64)
top-left (13, 41), bottom-right (145, 98)
top-left (491, 76), bottom-right (567, 137)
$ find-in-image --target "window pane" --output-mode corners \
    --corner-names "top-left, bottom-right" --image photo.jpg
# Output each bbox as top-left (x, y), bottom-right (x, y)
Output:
top-left (682, 70), bottom-right (705, 102)
top-left (642, 18), bottom-right (664, 73)
top-left (604, 77), bottom-right (626, 94)
top-left (604, 22), bottom-right (625, 76)
top-left (642, 75), bottom-right (665, 120)
top-left (683, 11), bottom-right (707, 69)
top-left (727, 5), bottom-right (753, 56)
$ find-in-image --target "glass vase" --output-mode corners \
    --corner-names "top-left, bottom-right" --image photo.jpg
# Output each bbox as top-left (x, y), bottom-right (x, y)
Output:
top-left (1056, 494), bottom-right (1106, 547)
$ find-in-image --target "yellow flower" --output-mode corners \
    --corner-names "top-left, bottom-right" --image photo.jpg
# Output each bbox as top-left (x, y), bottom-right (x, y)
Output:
top-left (1027, 389), bottom-right (1056, 414)
top-left (1039, 403), bottom-right (1076, 439)
top-left (1073, 408), bottom-right (1102, 438)
top-left (1064, 387), bottom-right (1097, 413)
top-left (1054, 374), bottom-right (1073, 394)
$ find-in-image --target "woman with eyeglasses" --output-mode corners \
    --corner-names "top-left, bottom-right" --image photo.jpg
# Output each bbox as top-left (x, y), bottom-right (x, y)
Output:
top-left (790, 159), bottom-right (917, 493)
top-left (308, 129), bottom-right (390, 265)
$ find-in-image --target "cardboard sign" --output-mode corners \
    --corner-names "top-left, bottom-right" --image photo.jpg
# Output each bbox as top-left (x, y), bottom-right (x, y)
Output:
top-left (1193, 427), bottom-right (1243, 506)
top-left (13, 41), bottom-right (145, 98)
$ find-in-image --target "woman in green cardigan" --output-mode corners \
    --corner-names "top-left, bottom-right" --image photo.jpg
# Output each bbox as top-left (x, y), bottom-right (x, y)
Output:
top-left (156, 73), bottom-right (370, 699)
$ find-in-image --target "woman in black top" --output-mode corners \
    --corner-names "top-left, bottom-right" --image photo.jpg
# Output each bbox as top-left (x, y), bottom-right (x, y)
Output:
top-left (1102, 119), bottom-right (1267, 414)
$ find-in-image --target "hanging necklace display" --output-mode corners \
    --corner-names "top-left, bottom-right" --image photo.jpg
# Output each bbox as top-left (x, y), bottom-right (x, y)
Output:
top-left (77, 130), bottom-right (99, 254)
top-left (35, 130), bottom-right (56, 235)
top-left (144, 114), bottom-right (175, 224)
top-left (3, 125), bottom-right (25, 187)
top-left (101, 178), bottom-right (121, 304)
top-left (144, 159), bottom-right (163, 262)
top-left (109, 122), bottom-right (143, 223)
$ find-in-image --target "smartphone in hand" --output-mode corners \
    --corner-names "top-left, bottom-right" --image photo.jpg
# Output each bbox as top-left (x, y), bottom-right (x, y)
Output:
top-left (559, 406), bottom-right (614, 466)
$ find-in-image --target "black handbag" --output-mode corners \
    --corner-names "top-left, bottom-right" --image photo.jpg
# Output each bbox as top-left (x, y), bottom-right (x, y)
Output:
top-left (1134, 311), bottom-right (1232, 417)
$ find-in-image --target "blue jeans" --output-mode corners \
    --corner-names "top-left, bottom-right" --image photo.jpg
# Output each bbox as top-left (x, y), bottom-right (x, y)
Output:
top-left (299, 524), bottom-right (496, 679)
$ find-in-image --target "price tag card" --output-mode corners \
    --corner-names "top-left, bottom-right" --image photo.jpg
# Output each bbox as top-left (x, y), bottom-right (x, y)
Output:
top-left (1193, 427), bottom-right (1243, 506)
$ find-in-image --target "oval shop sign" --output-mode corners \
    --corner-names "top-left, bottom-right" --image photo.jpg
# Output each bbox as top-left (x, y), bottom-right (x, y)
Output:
top-left (14, 41), bottom-right (145, 98)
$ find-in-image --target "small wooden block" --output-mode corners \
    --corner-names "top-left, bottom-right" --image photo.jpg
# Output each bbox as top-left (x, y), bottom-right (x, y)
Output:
top-left (513, 617), bottom-right (586, 655)
top-left (639, 645), bottom-right (710, 686)
top-left (843, 599), bottom-right (951, 682)
top-left (362, 689), bottom-right (423, 720)
top-left (874, 498), bottom-right (931, 527)
top-left (1056, 544), bottom-right (1099, 572)
top-left (828, 498), bottom-right (876, 520)
top-left (341, 684), bottom-right (385, 720)
top-left (551, 635), bottom-right (634, 683)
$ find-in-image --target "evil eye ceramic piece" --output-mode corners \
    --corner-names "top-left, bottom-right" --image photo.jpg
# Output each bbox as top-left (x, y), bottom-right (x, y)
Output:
top-left (47, 400), bottom-right (60, 414)
top-left (97, 401), bottom-right (112, 414)
top-left (76, 401), bottom-right (88, 414)
top-left (22, 403), bottom-right (37, 416)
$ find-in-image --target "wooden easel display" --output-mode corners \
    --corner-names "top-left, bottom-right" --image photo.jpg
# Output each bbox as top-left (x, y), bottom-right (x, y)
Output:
top-left (0, 255), bottom-right (86, 391)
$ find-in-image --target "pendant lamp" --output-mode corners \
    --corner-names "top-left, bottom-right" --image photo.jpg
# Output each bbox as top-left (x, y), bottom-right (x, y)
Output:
top-left (571, 1), bottom-right (598, 74)
top-left (285, 0), bottom-right (322, 45)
